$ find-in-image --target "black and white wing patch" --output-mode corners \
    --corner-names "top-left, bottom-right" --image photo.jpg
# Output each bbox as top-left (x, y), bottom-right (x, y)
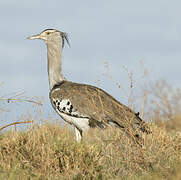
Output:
top-left (52, 98), bottom-right (85, 117)
top-left (52, 98), bottom-right (90, 132)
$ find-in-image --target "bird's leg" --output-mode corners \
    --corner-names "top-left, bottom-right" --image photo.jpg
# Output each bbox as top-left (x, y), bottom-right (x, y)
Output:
top-left (74, 127), bottom-right (82, 142)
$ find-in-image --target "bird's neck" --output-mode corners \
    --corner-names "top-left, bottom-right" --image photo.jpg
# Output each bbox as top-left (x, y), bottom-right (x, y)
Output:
top-left (47, 42), bottom-right (65, 90)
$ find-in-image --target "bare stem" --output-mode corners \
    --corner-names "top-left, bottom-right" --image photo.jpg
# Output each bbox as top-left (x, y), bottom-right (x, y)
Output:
top-left (0, 98), bottom-right (43, 106)
top-left (0, 121), bottom-right (34, 131)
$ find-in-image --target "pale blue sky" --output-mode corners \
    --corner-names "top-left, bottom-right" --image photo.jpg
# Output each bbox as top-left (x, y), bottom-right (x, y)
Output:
top-left (0, 0), bottom-right (180, 125)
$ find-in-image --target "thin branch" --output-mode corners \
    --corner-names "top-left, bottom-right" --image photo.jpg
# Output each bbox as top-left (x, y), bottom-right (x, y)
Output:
top-left (0, 98), bottom-right (43, 106)
top-left (0, 121), bottom-right (34, 131)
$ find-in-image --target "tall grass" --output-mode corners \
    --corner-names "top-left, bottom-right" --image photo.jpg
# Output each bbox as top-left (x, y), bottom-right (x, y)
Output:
top-left (0, 122), bottom-right (180, 179)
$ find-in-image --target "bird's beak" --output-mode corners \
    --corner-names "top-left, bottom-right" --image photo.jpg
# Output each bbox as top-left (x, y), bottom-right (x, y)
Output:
top-left (27, 34), bottom-right (41, 40)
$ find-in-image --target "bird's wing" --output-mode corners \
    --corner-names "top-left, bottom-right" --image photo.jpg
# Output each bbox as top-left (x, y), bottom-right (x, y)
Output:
top-left (50, 81), bottom-right (150, 133)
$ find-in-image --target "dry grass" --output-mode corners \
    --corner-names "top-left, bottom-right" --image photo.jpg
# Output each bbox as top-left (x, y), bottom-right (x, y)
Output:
top-left (0, 121), bottom-right (180, 180)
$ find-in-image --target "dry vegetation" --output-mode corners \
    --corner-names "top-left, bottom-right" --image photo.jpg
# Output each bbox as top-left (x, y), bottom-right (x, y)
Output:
top-left (0, 122), bottom-right (181, 179)
top-left (0, 69), bottom-right (181, 179)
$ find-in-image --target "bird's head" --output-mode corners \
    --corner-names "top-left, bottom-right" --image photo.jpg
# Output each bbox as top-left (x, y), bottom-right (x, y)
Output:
top-left (27, 29), bottom-right (70, 48)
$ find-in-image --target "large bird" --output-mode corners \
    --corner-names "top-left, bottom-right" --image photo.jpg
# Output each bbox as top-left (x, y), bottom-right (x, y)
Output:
top-left (27, 29), bottom-right (150, 142)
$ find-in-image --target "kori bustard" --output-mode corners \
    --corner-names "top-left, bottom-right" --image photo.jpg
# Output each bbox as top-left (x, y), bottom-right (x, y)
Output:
top-left (27, 29), bottom-right (150, 142)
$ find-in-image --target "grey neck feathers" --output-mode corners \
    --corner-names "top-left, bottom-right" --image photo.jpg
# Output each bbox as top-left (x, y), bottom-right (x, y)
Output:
top-left (47, 41), bottom-right (65, 90)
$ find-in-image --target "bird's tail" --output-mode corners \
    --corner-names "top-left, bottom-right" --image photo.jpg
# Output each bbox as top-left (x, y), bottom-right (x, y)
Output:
top-left (134, 112), bottom-right (151, 134)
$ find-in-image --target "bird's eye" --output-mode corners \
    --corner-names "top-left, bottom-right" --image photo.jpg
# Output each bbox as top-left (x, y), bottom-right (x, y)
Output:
top-left (46, 32), bottom-right (50, 35)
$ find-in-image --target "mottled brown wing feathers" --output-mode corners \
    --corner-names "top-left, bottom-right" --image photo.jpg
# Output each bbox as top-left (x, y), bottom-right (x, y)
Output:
top-left (50, 81), bottom-right (150, 133)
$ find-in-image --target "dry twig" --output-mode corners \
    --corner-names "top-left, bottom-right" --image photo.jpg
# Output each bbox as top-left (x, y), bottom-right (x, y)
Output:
top-left (0, 97), bottom-right (43, 106)
top-left (0, 120), bottom-right (34, 131)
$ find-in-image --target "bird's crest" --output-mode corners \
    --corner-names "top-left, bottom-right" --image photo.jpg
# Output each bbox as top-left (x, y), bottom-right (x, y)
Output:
top-left (60, 32), bottom-right (70, 48)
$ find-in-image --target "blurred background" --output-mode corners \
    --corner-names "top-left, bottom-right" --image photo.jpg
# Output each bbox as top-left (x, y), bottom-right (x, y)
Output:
top-left (0, 0), bottom-right (180, 127)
